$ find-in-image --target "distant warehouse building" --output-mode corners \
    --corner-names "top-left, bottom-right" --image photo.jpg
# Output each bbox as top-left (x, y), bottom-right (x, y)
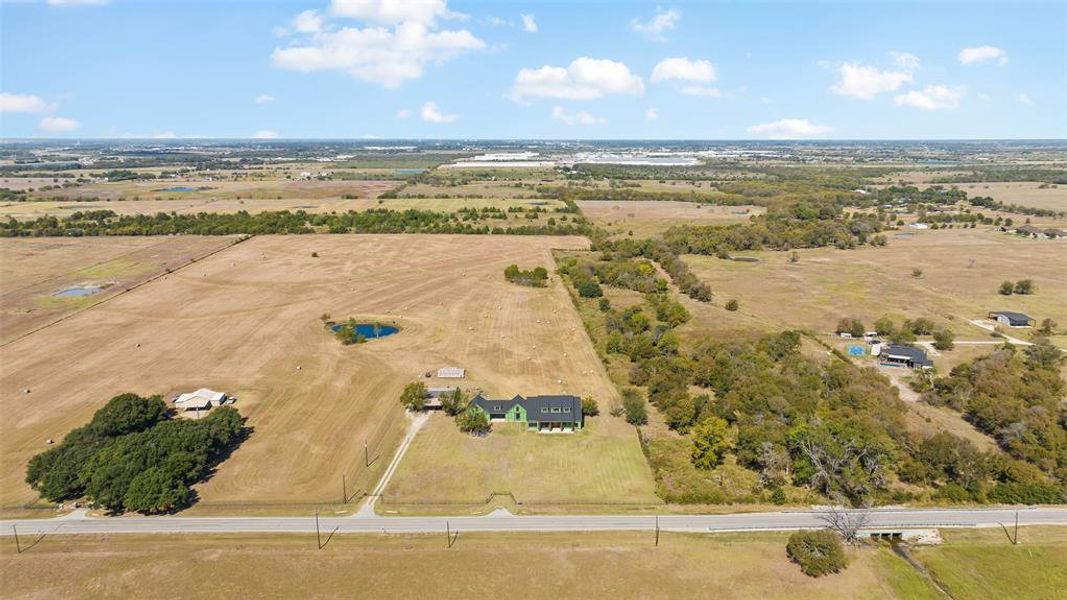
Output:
top-left (988, 311), bottom-right (1035, 328)
top-left (470, 394), bottom-right (583, 432)
top-left (881, 345), bottom-right (933, 370)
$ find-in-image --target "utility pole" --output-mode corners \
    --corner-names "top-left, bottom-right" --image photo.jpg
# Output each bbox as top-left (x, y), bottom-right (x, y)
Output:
top-left (446, 520), bottom-right (451, 548)
top-left (1014, 510), bottom-right (1019, 545)
top-left (655, 516), bottom-right (660, 547)
top-left (364, 440), bottom-right (369, 467)
top-left (316, 510), bottom-right (321, 549)
top-left (13, 525), bottom-right (20, 554)
top-left (342, 474), bottom-right (348, 504)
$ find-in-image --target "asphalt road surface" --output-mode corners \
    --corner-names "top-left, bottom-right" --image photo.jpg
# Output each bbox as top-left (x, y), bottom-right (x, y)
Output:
top-left (3, 507), bottom-right (1066, 537)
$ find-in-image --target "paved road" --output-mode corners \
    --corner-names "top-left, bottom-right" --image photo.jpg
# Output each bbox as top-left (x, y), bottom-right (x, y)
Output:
top-left (4, 507), bottom-right (1066, 537)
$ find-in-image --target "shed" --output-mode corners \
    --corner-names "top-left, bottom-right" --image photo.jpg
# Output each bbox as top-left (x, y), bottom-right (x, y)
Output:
top-left (174, 388), bottom-right (227, 414)
top-left (988, 311), bottom-right (1035, 328)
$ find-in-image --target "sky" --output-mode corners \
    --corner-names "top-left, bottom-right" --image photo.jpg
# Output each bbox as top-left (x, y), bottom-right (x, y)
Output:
top-left (1, 0), bottom-right (1065, 140)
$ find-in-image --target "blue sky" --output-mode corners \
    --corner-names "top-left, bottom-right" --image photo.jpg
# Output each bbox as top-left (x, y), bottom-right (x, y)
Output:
top-left (1, 0), bottom-right (1064, 139)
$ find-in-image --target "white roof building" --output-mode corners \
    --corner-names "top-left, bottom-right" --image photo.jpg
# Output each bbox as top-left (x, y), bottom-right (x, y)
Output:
top-left (436, 367), bottom-right (465, 379)
top-left (174, 388), bottom-right (225, 410)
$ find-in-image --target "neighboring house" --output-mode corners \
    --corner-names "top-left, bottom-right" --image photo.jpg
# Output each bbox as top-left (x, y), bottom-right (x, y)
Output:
top-left (173, 388), bottom-right (229, 416)
top-left (881, 345), bottom-right (933, 369)
top-left (989, 311), bottom-right (1036, 328)
top-left (470, 394), bottom-right (583, 432)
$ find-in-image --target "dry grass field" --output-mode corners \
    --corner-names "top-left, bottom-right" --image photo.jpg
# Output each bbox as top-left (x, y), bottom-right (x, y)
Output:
top-left (0, 530), bottom-right (955, 599)
top-left (0, 195), bottom-right (562, 221)
top-left (0, 234), bottom-right (627, 515)
top-left (383, 414), bottom-right (659, 511)
top-left (948, 181), bottom-right (1067, 212)
top-left (35, 179), bottom-right (398, 202)
top-left (682, 228), bottom-right (1067, 349)
top-left (0, 236), bottom-right (236, 344)
top-left (579, 200), bottom-right (764, 237)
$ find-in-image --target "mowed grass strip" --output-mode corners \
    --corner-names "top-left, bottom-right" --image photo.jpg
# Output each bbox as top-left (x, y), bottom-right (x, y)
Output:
top-left (0, 531), bottom-right (942, 600)
top-left (912, 527), bottom-right (1067, 600)
top-left (383, 414), bottom-right (660, 507)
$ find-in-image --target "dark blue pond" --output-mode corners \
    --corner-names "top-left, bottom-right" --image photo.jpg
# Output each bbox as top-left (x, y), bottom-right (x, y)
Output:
top-left (330, 322), bottom-right (399, 339)
top-left (162, 186), bottom-right (199, 193)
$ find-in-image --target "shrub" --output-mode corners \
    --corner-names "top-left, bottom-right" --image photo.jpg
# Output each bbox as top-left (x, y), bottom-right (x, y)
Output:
top-left (581, 397), bottom-right (600, 417)
top-left (577, 279), bottom-right (603, 298)
top-left (933, 329), bottom-right (955, 351)
top-left (456, 409), bottom-right (491, 436)
top-left (988, 482), bottom-right (1064, 505)
top-left (999, 280), bottom-right (1015, 295)
top-left (504, 264), bottom-right (549, 287)
top-left (1013, 279), bottom-right (1035, 295)
top-left (725, 299), bottom-right (739, 311)
top-left (786, 530), bottom-right (848, 577)
top-left (622, 389), bottom-right (648, 425)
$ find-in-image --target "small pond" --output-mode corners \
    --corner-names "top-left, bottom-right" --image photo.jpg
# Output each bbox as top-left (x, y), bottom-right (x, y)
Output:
top-left (161, 186), bottom-right (199, 193)
top-left (54, 286), bottom-right (102, 297)
top-left (330, 322), bottom-right (399, 340)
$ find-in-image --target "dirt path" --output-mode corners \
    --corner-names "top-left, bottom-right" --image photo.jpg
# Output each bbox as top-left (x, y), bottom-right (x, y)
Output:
top-left (358, 411), bottom-right (428, 516)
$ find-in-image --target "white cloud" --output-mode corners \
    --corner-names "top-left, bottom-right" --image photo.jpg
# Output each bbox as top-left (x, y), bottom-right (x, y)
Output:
top-left (551, 106), bottom-right (605, 126)
top-left (510, 57), bottom-right (644, 101)
top-left (329, 0), bottom-right (466, 25)
top-left (958, 45), bottom-right (1007, 65)
top-left (395, 108), bottom-right (412, 119)
top-left (252, 129), bottom-right (279, 139)
top-left (293, 9), bottom-right (324, 34)
top-left (746, 118), bottom-right (831, 139)
top-left (630, 7), bottom-right (680, 42)
top-left (153, 131), bottom-right (177, 139)
top-left (651, 57), bottom-right (716, 84)
top-left (894, 85), bottom-right (964, 110)
top-left (889, 51), bottom-right (921, 70)
top-left (520, 13), bottom-right (537, 33)
top-left (272, 1), bottom-right (484, 88)
top-left (46, 0), bottom-right (110, 5)
top-left (680, 85), bottom-right (722, 98)
top-left (254, 94), bottom-right (275, 104)
top-left (645, 107), bottom-right (659, 121)
top-left (1016, 92), bottom-right (1033, 105)
top-left (0, 93), bottom-right (56, 113)
top-left (830, 63), bottom-right (913, 100)
top-left (421, 101), bottom-right (458, 123)
top-left (38, 116), bottom-right (80, 133)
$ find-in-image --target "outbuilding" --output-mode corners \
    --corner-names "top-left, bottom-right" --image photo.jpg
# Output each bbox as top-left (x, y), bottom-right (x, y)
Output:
top-left (988, 311), bottom-right (1035, 328)
top-left (173, 388), bottom-right (228, 417)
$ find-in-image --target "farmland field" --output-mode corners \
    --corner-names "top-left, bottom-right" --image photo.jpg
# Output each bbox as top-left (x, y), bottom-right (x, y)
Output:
top-left (579, 200), bottom-right (763, 237)
top-left (0, 234), bottom-right (624, 515)
top-left (946, 181), bottom-right (1067, 212)
top-left (0, 195), bottom-right (564, 221)
top-left (682, 228), bottom-right (1067, 352)
top-left (0, 530), bottom-right (953, 600)
top-left (0, 236), bottom-right (237, 344)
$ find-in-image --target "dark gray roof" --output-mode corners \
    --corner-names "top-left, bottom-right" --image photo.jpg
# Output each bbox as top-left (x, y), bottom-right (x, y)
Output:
top-left (523, 395), bottom-right (582, 421)
top-left (884, 345), bottom-right (933, 367)
top-left (471, 394), bottom-right (582, 422)
top-left (990, 311), bottom-right (1033, 324)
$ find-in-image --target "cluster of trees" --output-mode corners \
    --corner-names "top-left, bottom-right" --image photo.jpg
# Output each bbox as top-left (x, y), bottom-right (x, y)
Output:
top-left (599, 238), bottom-right (712, 302)
top-left (0, 207), bottom-right (591, 238)
top-left (998, 279), bottom-right (1035, 295)
top-left (25, 393), bottom-right (247, 514)
top-left (870, 316), bottom-right (953, 348)
top-left (503, 264), bottom-right (549, 287)
top-left (924, 341), bottom-right (1067, 490)
top-left (556, 257), bottom-right (604, 298)
top-left (592, 258), bottom-right (666, 294)
top-left (663, 208), bottom-right (886, 255)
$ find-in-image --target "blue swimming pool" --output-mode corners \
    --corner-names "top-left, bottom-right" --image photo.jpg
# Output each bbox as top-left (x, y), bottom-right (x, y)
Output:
top-left (330, 322), bottom-right (399, 340)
